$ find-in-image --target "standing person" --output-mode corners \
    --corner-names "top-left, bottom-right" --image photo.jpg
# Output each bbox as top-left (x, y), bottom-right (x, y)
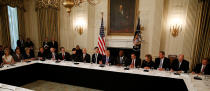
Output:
top-left (76, 45), bottom-right (82, 57)
top-left (141, 54), bottom-right (155, 69)
top-left (115, 50), bottom-right (127, 66)
top-left (43, 38), bottom-right (50, 53)
top-left (12, 48), bottom-right (23, 62)
top-left (92, 47), bottom-right (102, 64)
top-left (81, 48), bottom-right (90, 63)
top-left (25, 38), bottom-right (34, 48)
top-left (2, 48), bottom-right (15, 64)
top-left (17, 37), bottom-right (25, 54)
top-left (154, 51), bottom-right (170, 71)
top-left (49, 38), bottom-right (58, 51)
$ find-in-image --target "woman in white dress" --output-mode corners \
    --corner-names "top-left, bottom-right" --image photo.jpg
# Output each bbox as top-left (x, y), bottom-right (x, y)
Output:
top-left (2, 48), bottom-right (15, 64)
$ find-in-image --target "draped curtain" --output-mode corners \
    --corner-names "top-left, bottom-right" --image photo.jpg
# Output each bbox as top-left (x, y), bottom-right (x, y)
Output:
top-left (0, 0), bottom-right (25, 47)
top-left (36, 0), bottom-right (60, 47)
top-left (192, 0), bottom-right (210, 68)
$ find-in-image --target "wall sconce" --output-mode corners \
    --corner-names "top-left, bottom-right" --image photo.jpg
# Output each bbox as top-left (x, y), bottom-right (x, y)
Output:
top-left (74, 18), bottom-right (85, 35)
top-left (169, 17), bottom-right (183, 37)
top-left (170, 24), bottom-right (182, 37)
top-left (75, 25), bottom-right (83, 35)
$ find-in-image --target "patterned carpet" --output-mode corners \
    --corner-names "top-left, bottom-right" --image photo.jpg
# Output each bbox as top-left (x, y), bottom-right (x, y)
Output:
top-left (22, 80), bottom-right (102, 91)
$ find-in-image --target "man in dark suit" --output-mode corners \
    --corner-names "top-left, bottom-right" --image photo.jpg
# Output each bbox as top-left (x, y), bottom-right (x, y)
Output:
top-left (193, 58), bottom-right (210, 75)
top-left (49, 38), bottom-right (58, 51)
top-left (102, 50), bottom-right (114, 65)
top-left (154, 51), bottom-right (170, 70)
top-left (81, 48), bottom-right (90, 63)
top-left (58, 47), bottom-right (71, 61)
top-left (47, 48), bottom-right (58, 60)
top-left (12, 48), bottom-right (23, 62)
top-left (17, 37), bottom-right (25, 54)
top-left (92, 47), bottom-right (102, 64)
top-left (125, 53), bottom-right (141, 68)
top-left (115, 50), bottom-right (127, 66)
top-left (76, 45), bottom-right (82, 57)
top-left (25, 38), bottom-right (34, 48)
top-left (43, 38), bottom-right (50, 53)
top-left (171, 54), bottom-right (189, 73)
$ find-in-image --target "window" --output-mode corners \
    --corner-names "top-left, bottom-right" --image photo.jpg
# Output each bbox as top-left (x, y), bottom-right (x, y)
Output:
top-left (7, 6), bottom-right (19, 51)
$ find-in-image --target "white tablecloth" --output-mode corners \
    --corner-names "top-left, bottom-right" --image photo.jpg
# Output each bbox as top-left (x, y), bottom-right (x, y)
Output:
top-left (0, 83), bottom-right (33, 91)
top-left (0, 60), bottom-right (210, 91)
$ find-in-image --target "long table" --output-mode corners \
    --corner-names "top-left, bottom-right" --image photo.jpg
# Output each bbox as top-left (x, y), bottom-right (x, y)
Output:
top-left (0, 60), bottom-right (209, 91)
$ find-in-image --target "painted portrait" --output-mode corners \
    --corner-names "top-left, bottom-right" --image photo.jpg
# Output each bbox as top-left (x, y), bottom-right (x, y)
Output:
top-left (108, 0), bottom-right (139, 35)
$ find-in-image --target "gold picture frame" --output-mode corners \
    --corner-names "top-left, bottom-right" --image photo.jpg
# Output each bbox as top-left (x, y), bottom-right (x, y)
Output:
top-left (107, 0), bottom-right (139, 36)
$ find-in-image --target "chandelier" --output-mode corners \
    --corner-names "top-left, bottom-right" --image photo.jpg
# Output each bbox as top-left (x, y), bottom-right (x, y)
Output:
top-left (63, 0), bottom-right (100, 13)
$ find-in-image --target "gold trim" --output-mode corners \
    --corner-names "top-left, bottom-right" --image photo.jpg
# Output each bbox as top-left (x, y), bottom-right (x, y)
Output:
top-left (107, 0), bottom-right (139, 36)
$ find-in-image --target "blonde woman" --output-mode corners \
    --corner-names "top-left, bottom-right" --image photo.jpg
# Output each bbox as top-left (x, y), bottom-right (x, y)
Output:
top-left (2, 48), bottom-right (15, 64)
top-left (23, 47), bottom-right (35, 62)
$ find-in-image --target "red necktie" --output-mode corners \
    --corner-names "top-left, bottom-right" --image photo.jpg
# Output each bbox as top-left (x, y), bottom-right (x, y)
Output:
top-left (62, 54), bottom-right (65, 59)
top-left (202, 66), bottom-right (206, 72)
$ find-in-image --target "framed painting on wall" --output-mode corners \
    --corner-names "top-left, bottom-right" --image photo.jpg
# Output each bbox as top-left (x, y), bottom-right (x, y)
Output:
top-left (107, 0), bottom-right (139, 36)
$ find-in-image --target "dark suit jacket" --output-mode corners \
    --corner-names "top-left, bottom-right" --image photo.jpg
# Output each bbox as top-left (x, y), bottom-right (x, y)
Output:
top-left (12, 54), bottom-right (23, 62)
top-left (115, 56), bottom-right (127, 65)
top-left (92, 53), bottom-right (102, 64)
top-left (38, 52), bottom-right (47, 59)
top-left (102, 56), bottom-right (114, 65)
top-left (47, 52), bottom-right (58, 60)
top-left (58, 52), bottom-right (71, 61)
top-left (171, 59), bottom-right (189, 73)
top-left (49, 41), bottom-right (58, 50)
top-left (76, 49), bottom-right (82, 57)
top-left (141, 60), bottom-right (155, 68)
top-left (25, 41), bottom-right (34, 48)
top-left (0, 51), bottom-right (3, 64)
top-left (193, 64), bottom-right (210, 75)
top-left (17, 40), bottom-right (25, 48)
top-left (154, 57), bottom-right (170, 69)
top-left (23, 53), bottom-right (35, 60)
top-left (71, 54), bottom-right (80, 62)
top-left (81, 53), bottom-right (90, 63)
top-left (125, 58), bottom-right (141, 68)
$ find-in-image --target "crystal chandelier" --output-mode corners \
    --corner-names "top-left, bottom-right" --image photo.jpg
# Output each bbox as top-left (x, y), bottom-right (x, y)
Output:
top-left (63, 0), bottom-right (100, 13)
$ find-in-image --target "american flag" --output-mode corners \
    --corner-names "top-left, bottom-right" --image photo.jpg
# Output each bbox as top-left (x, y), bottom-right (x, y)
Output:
top-left (98, 17), bottom-right (106, 55)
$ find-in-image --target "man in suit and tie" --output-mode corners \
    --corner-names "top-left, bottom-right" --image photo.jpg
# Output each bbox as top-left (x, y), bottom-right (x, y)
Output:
top-left (58, 47), bottom-right (71, 61)
top-left (154, 51), bottom-right (170, 70)
top-left (126, 53), bottom-right (141, 68)
top-left (92, 47), bottom-right (102, 64)
top-left (43, 38), bottom-right (50, 53)
top-left (47, 48), bottom-right (58, 60)
top-left (102, 50), bottom-right (114, 65)
top-left (81, 48), bottom-right (90, 63)
top-left (171, 54), bottom-right (189, 73)
top-left (116, 50), bottom-right (127, 66)
top-left (49, 38), bottom-right (58, 51)
top-left (192, 58), bottom-right (210, 75)
top-left (12, 48), bottom-right (23, 62)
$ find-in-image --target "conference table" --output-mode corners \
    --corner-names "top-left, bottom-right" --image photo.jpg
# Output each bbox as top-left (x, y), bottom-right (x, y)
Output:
top-left (0, 60), bottom-right (209, 91)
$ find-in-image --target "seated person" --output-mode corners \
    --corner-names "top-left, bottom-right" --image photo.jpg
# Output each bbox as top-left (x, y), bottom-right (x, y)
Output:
top-left (71, 48), bottom-right (80, 62)
top-left (47, 48), bottom-right (58, 60)
top-left (23, 47), bottom-right (36, 62)
top-left (12, 48), bottom-right (23, 62)
top-left (58, 47), bottom-right (71, 61)
top-left (192, 58), bottom-right (210, 75)
top-left (141, 54), bottom-right (155, 69)
top-left (171, 54), bottom-right (189, 73)
top-left (115, 50), bottom-right (127, 66)
top-left (81, 48), bottom-right (90, 63)
top-left (92, 47), bottom-right (102, 64)
top-left (154, 51), bottom-right (170, 71)
top-left (102, 50), bottom-right (114, 65)
top-left (0, 45), bottom-right (4, 64)
top-left (38, 47), bottom-right (46, 60)
top-left (125, 53), bottom-right (141, 68)
top-left (2, 48), bottom-right (15, 64)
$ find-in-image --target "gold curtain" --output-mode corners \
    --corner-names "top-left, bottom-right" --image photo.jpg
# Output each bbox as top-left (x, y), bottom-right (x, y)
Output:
top-left (192, 0), bottom-right (210, 68)
top-left (36, 0), bottom-right (60, 47)
top-left (17, 8), bottom-right (26, 39)
top-left (0, 6), bottom-right (11, 47)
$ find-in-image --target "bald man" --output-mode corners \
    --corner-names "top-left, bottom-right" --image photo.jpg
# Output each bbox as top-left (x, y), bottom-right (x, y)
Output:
top-left (81, 48), bottom-right (90, 63)
top-left (171, 54), bottom-right (189, 73)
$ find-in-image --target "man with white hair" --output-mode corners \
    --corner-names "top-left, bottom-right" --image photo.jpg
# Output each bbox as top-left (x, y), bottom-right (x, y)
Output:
top-left (171, 54), bottom-right (189, 73)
